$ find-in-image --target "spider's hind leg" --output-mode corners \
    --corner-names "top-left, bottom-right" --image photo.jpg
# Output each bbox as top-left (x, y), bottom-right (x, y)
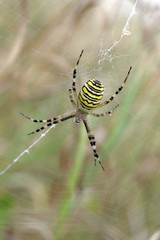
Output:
top-left (89, 104), bottom-right (120, 117)
top-left (72, 49), bottom-right (84, 101)
top-left (97, 66), bottom-right (132, 109)
top-left (68, 88), bottom-right (77, 108)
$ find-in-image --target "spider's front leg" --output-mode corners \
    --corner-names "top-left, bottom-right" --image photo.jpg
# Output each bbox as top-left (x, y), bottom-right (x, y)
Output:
top-left (20, 112), bottom-right (76, 135)
top-left (83, 118), bottom-right (105, 171)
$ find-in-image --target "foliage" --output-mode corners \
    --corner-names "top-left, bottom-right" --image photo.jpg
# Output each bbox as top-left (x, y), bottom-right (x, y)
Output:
top-left (0, 0), bottom-right (160, 239)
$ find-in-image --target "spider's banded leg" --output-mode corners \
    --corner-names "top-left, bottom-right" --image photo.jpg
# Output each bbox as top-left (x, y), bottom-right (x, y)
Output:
top-left (20, 112), bottom-right (53, 123)
top-left (72, 49), bottom-right (84, 101)
top-left (68, 88), bottom-right (77, 108)
top-left (97, 66), bottom-right (132, 109)
top-left (90, 104), bottom-right (120, 117)
top-left (21, 112), bottom-right (75, 135)
top-left (83, 118), bottom-right (105, 171)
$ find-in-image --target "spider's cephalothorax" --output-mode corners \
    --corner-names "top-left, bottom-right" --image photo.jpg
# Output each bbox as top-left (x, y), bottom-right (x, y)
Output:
top-left (21, 49), bottom-right (132, 171)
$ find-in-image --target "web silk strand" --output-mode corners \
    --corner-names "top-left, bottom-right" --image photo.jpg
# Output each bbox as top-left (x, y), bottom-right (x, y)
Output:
top-left (0, 0), bottom-right (139, 176)
top-left (98, 0), bottom-right (139, 65)
top-left (0, 125), bottom-right (55, 175)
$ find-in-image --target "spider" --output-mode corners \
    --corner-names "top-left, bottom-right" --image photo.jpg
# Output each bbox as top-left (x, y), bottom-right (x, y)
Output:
top-left (20, 50), bottom-right (132, 171)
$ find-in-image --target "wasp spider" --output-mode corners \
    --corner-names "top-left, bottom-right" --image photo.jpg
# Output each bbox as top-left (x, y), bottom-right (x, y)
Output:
top-left (21, 50), bottom-right (132, 171)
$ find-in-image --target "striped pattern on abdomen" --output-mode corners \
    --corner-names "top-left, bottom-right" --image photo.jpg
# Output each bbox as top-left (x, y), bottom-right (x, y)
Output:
top-left (78, 79), bottom-right (104, 113)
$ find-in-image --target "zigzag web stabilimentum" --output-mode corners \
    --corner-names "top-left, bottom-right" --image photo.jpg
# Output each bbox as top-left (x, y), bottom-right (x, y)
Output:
top-left (98, 0), bottom-right (139, 66)
top-left (0, 125), bottom-right (55, 176)
top-left (0, 0), bottom-right (139, 176)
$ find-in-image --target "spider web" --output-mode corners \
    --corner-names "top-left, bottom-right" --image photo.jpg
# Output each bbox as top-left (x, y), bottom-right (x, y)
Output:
top-left (0, 1), bottom-right (160, 240)
top-left (0, 0), bottom-right (138, 176)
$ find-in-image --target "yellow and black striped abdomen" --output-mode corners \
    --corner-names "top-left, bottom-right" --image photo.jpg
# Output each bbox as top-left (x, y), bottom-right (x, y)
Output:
top-left (78, 79), bottom-right (104, 113)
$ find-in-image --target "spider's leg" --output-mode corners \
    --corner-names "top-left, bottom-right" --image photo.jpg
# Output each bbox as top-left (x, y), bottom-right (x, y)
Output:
top-left (90, 104), bottom-right (119, 117)
top-left (21, 112), bottom-right (75, 135)
top-left (72, 49), bottom-right (84, 102)
top-left (97, 66), bottom-right (132, 109)
top-left (68, 88), bottom-right (77, 108)
top-left (20, 112), bottom-right (53, 123)
top-left (83, 118), bottom-right (105, 171)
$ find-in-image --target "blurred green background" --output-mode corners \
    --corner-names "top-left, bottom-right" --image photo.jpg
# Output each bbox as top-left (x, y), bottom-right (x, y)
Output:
top-left (0, 0), bottom-right (160, 239)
